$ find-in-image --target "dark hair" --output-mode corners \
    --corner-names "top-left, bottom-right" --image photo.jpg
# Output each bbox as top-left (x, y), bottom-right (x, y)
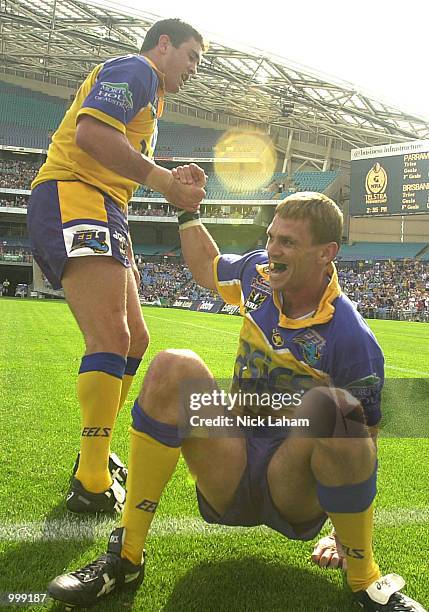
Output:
top-left (275, 192), bottom-right (343, 247)
top-left (141, 18), bottom-right (207, 52)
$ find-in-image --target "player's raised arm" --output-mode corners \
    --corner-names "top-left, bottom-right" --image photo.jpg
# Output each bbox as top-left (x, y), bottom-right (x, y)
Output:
top-left (174, 163), bottom-right (220, 289)
top-left (75, 116), bottom-right (206, 211)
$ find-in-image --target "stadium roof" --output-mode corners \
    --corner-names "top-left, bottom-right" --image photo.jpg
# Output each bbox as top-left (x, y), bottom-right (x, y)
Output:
top-left (1, 0), bottom-right (428, 147)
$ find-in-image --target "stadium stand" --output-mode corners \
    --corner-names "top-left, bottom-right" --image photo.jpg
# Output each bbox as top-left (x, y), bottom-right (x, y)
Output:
top-left (338, 260), bottom-right (429, 321)
top-left (0, 156), bottom-right (339, 203)
top-left (138, 260), bottom-right (216, 304)
top-left (0, 81), bottom-right (67, 148)
top-left (134, 258), bottom-right (429, 321)
top-left (156, 121), bottom-right (222, 157)
top-left (0, 159), bottom-right (39, 189)
top-left (0, 94), bottom-right (427, 324)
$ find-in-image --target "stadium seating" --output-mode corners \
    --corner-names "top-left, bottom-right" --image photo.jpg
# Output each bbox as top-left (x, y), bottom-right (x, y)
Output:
top-left (156, 121), bottom-right (223, 157)
top-left (0, 81), bottom-right (67, 149)
top-left (133, 244), bottom-right (180, 256)
top-left (135, 171), bottom-right (339, 201)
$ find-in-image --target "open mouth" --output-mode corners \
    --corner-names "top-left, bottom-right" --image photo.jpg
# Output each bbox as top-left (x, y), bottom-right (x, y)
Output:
top-left (269, 262), bottom-right (288, 273)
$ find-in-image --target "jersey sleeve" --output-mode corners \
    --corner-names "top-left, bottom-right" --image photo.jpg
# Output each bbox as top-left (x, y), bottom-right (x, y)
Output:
top-left (330, 335), bottom-right (384, 427)
top-left (213, 250), bottom-right (267, 305)
top-left (77, 56), bottom-right (156, 133)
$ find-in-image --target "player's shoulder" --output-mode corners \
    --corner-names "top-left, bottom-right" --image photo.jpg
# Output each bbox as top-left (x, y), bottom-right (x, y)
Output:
top-left (332, 293), bottom-right (382, 349)
top-left (102, 55), bottom-right (158, 81)
top-left (219, 249), bottom-right (268, 278)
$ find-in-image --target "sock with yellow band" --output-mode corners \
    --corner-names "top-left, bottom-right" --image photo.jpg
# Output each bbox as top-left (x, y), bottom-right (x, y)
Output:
top-left (75, 352), bottom-right (126, 493)
top-left (316, 466), bottom-right (381, 592)
top-left (120, 400), bottom-right (181, 565)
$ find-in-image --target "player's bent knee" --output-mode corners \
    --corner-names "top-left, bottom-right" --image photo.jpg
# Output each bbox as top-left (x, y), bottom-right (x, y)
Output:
top-left (314, 435), bottom-right (377, 484)
top-left (138, 349), bottom-right (211, 424)
top-left (130, 326), bottom-right (150, 357)
top-left (149, 349), bottom-right (207, 381)
top-left (298, 386), bottom-right (367, 438)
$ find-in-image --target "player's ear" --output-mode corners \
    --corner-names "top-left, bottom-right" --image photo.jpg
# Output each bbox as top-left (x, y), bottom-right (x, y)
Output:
top-left (320, 242), bottom-right (338, 263)
top-left (158, 34), bottom-right (171, 53)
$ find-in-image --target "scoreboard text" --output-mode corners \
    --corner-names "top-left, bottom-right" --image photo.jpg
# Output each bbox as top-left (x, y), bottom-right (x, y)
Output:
top-left (350, 140), bottom-right (429, 216)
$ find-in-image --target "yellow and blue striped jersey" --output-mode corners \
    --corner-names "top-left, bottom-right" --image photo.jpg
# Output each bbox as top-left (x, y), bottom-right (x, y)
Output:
top-left (214, 250), bottom-right (384, 425)
top-left (32, 55), bottom-right (164, 210)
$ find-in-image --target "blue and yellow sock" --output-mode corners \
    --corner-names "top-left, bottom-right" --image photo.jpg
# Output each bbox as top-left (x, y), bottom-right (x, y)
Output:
top-left (75, 352), bottom-right (126, 493)
top-left (316, 467), bottom-right (381, 592)
top-left (121, 400), bottom-right (181, 565)
top-left (117, 357), bottom-right (142, 413)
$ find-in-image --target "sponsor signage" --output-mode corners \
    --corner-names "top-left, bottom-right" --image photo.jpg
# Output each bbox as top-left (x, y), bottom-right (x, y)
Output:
top-left (172, 299), bottom-right (193, 309)
top-left (191, 300), bottom-right (224, 313)
top-left (219, 303), bottom-right (241, 315)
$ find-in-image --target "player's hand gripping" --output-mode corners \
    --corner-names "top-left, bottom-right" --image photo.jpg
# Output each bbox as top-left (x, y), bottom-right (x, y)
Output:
top-left (172, 163), bottom-right (207, 188)
top-left (171, 163), bottom-right (207, 213)
top-left (311, 529), bottom-right (347, 570)
top-left (145, 163), bottom-right (205, 212)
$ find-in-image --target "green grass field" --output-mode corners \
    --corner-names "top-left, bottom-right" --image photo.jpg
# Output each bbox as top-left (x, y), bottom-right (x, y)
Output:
top-left (0, 299), bottom-right (428, 611)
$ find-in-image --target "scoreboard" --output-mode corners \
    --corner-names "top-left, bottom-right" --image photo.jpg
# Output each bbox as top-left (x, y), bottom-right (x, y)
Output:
top-left (350, 139), bottom-right (429, 216)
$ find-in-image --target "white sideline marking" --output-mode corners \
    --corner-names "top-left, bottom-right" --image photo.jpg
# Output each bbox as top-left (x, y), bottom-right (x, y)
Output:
top-left (143, 312), bottom-right (238, 336)
top-left (0, 509), bottom-right (428, 542)
top-left (144, 314), bottom-right (429, 376)
top-left (385, 365), bottom-right (429, 377)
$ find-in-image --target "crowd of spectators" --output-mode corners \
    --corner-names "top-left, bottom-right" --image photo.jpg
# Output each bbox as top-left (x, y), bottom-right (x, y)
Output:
top-left (1, 246), bottom-right (428, 322)
top-left (338, 260), bottom-right (429, 322)
top-left (0, 159), bottom-right (258, 220)
top-left (0, 243), bottom-right (32, 263)
top-left (128, 204), bottom-right (257, 219)
top-left (138, 258), bottom-right (429, 320)
top-left (136, 259), bottom-right (217, 304)
top-left (0, 195), bottom-right (29, 208)
top-left (0, 159), bottom-right (40, 189)
top-left (129, 205), bottom-right (176, 217)
top-left (202, 206), bottom-right (257, 219)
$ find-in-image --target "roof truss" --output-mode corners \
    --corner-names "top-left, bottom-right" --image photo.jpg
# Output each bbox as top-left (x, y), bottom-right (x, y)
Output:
top-left (1, 0), bottom-right (428, 147)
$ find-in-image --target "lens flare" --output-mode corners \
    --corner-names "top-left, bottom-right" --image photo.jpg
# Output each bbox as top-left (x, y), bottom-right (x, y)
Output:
top-left (214, 129), bottom-right (277, 194)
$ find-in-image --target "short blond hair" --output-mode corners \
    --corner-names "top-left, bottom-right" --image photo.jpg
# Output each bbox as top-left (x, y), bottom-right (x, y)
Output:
top-left (275, 192), bottom-right (343, 246)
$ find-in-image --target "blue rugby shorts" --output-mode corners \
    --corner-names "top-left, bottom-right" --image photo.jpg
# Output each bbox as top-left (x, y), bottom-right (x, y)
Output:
top-left (197, 427), bottom-right (327, 541)
top-left (27, 180), bottom-right (130, 289)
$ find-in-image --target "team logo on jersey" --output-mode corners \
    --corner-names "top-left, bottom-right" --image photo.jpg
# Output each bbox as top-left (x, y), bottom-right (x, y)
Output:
top-left (245, 289), bottom-right (268, 312)
top-left (70, 230), bottom-right (109, 254)
top-left (293, 330), bottom-right (325, 366)
top-left (365, 162), bottom-right (388, 205)
top-left (251, 274), bottom-right (271, 294)
top-left (97, 82), bottom-right (133, 110)
top-left (344, 374), bottom-right (382, 401)
top-left (256, 263), bottom-right (271, 279)
top-left (272, 329), bottom-right (284, 347)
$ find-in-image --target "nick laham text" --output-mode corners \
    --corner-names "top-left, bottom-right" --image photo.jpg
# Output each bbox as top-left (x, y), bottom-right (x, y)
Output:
top-left (189, 415), bottom-right (310, 428)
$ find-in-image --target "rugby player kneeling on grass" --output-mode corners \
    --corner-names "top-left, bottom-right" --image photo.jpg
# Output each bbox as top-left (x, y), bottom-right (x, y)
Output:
top-left (47, 186), bottom-right (426, 611)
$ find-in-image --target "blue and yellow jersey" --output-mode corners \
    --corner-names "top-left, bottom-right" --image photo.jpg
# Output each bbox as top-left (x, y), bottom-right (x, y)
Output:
top-left (32, 55), bottom-right (164, 210)
top-left (214, 250), bottom-right (384, 425)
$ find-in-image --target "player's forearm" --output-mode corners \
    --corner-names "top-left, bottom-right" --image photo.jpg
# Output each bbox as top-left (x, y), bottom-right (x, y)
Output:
top-left (180, 224), bottom-right (219, 290)
top-left (76, 117), bottom-right (170, 188)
